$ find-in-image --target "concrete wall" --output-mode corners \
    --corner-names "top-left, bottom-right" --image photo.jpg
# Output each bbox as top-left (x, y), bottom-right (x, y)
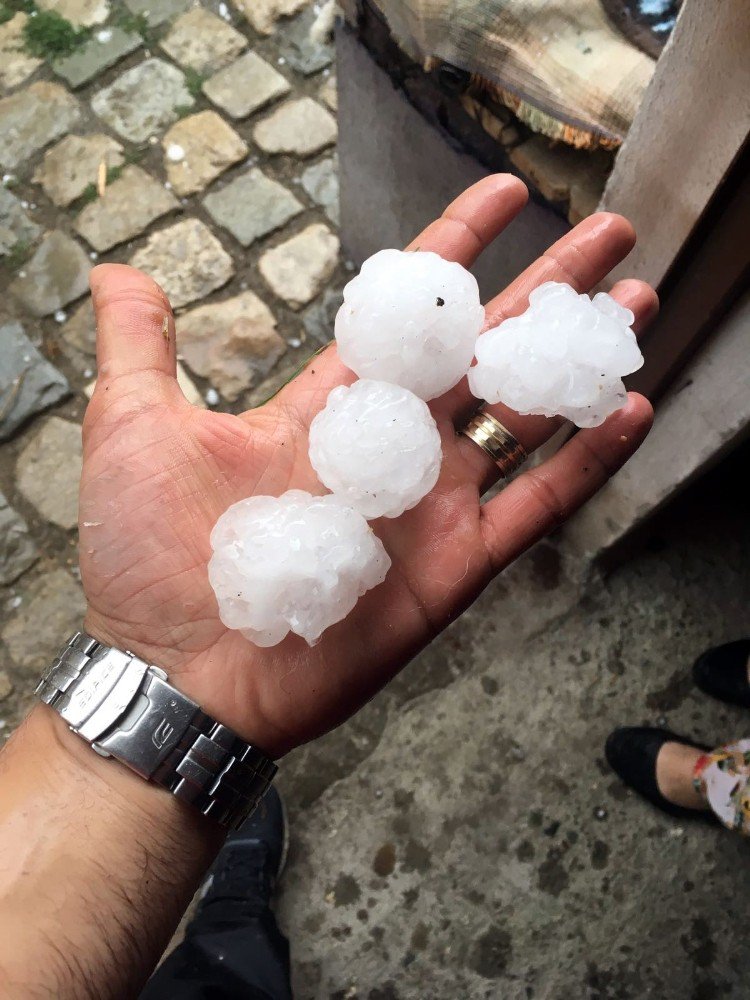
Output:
top-left (336, 25), bottom-right (568, 301)
top-left (563, 290), bottom-right (750, 561)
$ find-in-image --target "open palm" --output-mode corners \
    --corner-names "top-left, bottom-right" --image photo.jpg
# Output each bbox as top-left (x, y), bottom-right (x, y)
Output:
top-left (80, 176), bottom-right (657, 758)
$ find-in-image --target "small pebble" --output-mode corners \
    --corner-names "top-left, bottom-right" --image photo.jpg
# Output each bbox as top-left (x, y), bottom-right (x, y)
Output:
top-left (166, 143), bottom-right (185, 163)
top-left (205, 388), bottom-right (220, 406)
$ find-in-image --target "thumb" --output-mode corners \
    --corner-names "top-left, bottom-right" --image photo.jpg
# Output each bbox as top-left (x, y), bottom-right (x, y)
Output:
top-left (90, 263), bottom-right (177, 385)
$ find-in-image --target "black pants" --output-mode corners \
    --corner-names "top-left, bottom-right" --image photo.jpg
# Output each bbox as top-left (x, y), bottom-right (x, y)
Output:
top-left (141, 899), bottom-right (292, 1000)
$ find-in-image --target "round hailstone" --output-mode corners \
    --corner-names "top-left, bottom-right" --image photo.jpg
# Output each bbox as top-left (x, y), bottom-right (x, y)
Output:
top-left (468, 282), bottom-right (644, 428)
top-left (309, 379), bottom-right (442, 519)
top-left (335, 248), bottom-right (485, 400)
top-left (208, 491), bottom-right (391, 647)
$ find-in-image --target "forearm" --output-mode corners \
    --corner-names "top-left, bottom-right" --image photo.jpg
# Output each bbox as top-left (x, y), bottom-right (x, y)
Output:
top-left (0, 704), bottom-right (223, 1000)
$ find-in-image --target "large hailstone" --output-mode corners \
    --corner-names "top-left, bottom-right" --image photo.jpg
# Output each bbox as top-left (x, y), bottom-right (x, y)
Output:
top-left (208, 491), bottom-right (391, 647)
top-left (468, 282), bottom-right (644, 428)
top-left (309, 379), bottom-right (442, 519)
top-left (335, 248), bottom-right (485, 400)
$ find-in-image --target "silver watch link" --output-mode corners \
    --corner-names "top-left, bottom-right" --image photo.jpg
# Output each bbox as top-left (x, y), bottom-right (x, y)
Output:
top-left (36, 632), bottom-right (277, 829)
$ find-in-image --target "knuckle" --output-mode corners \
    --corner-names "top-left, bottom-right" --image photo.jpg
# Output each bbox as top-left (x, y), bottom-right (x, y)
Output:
top-left (523, 469), bottom-right (570, 528)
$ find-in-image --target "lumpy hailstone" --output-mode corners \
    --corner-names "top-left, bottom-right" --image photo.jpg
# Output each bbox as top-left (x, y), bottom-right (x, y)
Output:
top-left (309, 379), bottom-right (442, 519)
top-left (209, 491), bottom-right (390, 647)
top-left (468, 282), bottom-right (644, 428)
top-left (335, 249), bottom-right (485, 400)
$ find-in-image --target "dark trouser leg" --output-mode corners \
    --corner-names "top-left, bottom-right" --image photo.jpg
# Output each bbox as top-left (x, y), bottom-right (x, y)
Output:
top-left (140, 899), bottom-right (292, 1000)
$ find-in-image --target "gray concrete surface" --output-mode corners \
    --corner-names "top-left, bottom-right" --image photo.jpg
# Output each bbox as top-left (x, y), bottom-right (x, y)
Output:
top-left (277, 446), bottom-right (750, 999)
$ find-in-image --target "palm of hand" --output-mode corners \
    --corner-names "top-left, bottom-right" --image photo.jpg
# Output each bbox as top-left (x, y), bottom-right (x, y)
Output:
top-left (81, 365), bottom-right (484, 756)
top-left (80, 177), bottom-right (655, 757)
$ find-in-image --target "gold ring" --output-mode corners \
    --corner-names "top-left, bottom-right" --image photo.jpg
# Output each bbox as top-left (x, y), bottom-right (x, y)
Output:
top-left (460, 408), bottom-right (527, 477)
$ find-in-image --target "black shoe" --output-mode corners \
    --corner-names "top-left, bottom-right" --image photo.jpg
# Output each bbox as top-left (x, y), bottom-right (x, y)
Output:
top-left (692, 639), bottom-right (750, 709)
top-left (198, 786), bottom-right (288, 917)
top-left (605, 727), bottom-right (712, 822)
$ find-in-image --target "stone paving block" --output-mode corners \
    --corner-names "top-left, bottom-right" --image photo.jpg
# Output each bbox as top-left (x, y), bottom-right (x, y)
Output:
top-left (0, 490), bottom-right (38, 586)
top-left (74, 165), bottom-right (178, 252)
top-left (129, 218), bottom-right (234, 309)
top-left (0, 187), bottom-right (41, 257)
top-left (53, 26), bottom-right (142, 89)
top-left (301, 285), bottom-right (342, 345)
top-left (0, 14), bottom-right (43, 92)
top-left (91, 58), bottom-right (193, 143)
top-left (231, 0), bottom-right (310, 35)
top-left (124, 0), bottom-right (192, 26)
top-left (10, 232), bottom-right (91, 318)
top-left (203, 51), bottom-right (290, 120)
top-left (319, 73), bottom-right (337, 112)
top-left (278, 5), bottom-right (333, 76)
top-left (0, 670), bottom-right (13, 702)
top-left (203, 168), bottom-right (303, 247)
top-left (300, 154), bottom-right (338, 224)
top-left (2, 568), bottom-right (87, 675)
top-left (37, 0), bottom-right (109, 26)
top-left (259, 222), bottom-right (339, 309)
top-left (177, 291), bottom-right (285, 401)
top-left (0, 322), bottom-right (70, 442)
top-left (32, 133), bottom-right (124, 208)
top-left (253, 97), bottom-right (336, 157)
top-left (16, 417), bottom-right (83, 530)
top-left (59, 297), bottom-right (96, 364)
top-left (160, 8), bottom-right (246, 74)
top-left (0, 82), bottom-right (81, 171)
top-left (162, 111), bottom-right (248, 196)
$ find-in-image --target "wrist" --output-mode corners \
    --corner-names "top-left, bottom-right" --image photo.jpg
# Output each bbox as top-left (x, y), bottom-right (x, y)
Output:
top-left (23, 703), bottom-right (224, 849)
top-left (0, 705), bottom-right (223, 999)
top-left (83, 609), bottom-right (290, 757)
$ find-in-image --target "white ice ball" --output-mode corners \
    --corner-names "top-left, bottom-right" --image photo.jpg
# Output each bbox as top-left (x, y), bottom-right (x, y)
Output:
top-left (468, 282), bottom-right (643, 428)
top-left (309, 379), bottom-right (442, 519)
top-left (209, 491), bottom-right (391, 647)
top-left (335, 249), bottom-right (485, 400)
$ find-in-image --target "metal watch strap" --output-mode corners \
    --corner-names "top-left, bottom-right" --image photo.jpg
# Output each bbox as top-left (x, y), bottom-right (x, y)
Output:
top-left (36, 632), bottom-right (277, 830)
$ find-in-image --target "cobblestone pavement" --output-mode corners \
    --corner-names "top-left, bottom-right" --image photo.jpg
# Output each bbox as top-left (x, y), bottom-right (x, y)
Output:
top-left (0, 0), bottom-right (343, 727)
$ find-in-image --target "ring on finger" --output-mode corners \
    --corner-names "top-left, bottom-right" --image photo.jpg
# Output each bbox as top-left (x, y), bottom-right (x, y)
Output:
top-left (460, 408), bottom-right (528, 477)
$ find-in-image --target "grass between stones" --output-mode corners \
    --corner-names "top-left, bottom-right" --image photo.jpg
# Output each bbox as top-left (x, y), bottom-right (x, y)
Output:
top-left (4, 238), bottom-right (32, 271)
top-left (22, 9), bottom-right (92, 61)
top-left (183, 67), bottom-right (206, 100)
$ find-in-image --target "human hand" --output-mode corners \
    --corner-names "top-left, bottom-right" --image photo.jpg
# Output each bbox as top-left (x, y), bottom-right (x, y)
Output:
top-left (80, 175), bottom-right (656, 758)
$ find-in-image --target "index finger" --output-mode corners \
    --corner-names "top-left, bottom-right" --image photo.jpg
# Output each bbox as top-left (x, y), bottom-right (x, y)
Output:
top-left (258, 174), bottom-right (529, 426)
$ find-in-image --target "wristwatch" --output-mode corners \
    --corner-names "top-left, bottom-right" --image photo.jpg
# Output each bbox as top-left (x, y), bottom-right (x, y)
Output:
top-left (35, 632), bottom-right (277, 830)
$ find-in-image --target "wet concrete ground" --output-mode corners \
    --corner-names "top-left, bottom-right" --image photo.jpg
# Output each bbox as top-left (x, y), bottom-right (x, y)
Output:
top-left (277, 444), bottom-right (750, 999)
